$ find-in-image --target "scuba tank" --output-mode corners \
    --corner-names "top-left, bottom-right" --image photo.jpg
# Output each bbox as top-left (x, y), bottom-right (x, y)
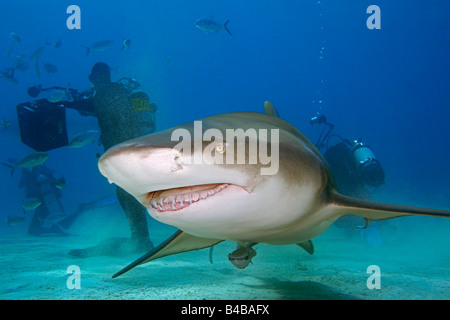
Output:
top-left (351, 139), bottom-right (385, 187)
top-left (128, 91), bottom-right (157, 135)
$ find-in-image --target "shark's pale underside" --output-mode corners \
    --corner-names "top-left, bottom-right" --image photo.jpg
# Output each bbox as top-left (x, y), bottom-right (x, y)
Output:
top-left (98, 102), bottom-right (450, 278)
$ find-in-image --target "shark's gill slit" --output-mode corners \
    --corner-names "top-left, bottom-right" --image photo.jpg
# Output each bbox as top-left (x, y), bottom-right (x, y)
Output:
top-left (144, 183), bottom-right (231, 212)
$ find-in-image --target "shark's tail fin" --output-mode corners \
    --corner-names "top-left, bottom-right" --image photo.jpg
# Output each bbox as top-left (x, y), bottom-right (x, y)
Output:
top-left (223, 20), bottom-right (232, 36)
top-left (328, 189), bottom-right (450, 221)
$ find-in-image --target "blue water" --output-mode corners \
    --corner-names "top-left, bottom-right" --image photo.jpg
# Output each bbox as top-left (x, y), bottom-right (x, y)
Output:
top-left (0, 1), bottom-right (449, 300)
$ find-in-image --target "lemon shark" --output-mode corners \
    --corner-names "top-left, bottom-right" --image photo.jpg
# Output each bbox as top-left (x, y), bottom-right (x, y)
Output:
top-left (98, 102), bottom-right (450, 278)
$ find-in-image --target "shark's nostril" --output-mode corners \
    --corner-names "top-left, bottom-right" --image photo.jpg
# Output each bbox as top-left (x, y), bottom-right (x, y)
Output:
top-left (171, 151), bottom-right (183, 172)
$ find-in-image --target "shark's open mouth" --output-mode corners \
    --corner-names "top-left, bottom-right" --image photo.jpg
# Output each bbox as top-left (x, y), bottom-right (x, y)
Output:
top-left (144, 183), bottom-right (231, 212)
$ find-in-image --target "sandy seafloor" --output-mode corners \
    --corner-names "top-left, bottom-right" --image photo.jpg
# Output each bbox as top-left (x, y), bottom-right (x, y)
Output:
top-left (1, 201), bottom-right (449, 300)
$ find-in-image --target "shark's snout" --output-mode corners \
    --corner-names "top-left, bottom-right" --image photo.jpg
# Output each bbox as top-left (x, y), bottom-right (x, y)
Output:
top-left (98, 142), bottom-right (183, 195)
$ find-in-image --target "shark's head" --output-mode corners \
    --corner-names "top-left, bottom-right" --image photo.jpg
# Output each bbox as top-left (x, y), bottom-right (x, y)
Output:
top-left (98, 112), bottom-right (328, 242)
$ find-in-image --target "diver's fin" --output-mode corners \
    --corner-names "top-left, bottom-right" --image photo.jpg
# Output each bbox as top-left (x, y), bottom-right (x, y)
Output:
top-left (297, 240), bottom-right (314, 255)
top-left (328, 189), bottom-right (450, 220)
top-left (223, 20), bottom-right (232, 36)
top-left (112, 230), bottom-right (223, 278)
top-left (264, 101), bottom-right (280, 118)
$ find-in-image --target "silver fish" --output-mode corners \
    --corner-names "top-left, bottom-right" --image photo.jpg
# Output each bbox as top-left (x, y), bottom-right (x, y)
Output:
top-left (6, 152), bottom-right (49, 176)
top-left (46, 90), bottom-right (69, 103)
top-left (68, 130), bottom-right (99, 148)
top-left (195, 18), bottom-right (232, 36)
top-left (22, 197), bottom-right (42, 211)
top-left (81, 40), bottom-right (114, 56)
top-left (7, 216), bottom-right (25, 226)
top-left (122, 39), bottom-right (131, 50)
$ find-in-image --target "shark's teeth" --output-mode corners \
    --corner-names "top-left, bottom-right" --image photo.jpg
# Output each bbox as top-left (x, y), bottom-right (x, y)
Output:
top-left (147, 183), bottom-right (229, 212)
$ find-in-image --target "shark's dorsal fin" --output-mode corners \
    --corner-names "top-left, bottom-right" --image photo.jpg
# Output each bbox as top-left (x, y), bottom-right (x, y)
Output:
top-left (264, 101), bottom-right (280, 118)
top-left (112, 230), bottom-right (223, 278)
top-left (297, 240), bottom-right (314, 255)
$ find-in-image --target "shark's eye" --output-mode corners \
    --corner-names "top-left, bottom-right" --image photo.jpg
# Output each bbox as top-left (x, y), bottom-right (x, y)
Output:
top-left (215, 143), bottom-right (226, 154)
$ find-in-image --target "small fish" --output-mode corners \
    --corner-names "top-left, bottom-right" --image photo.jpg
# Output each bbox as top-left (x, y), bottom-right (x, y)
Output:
top-left (14, 54), bottom-right (29, 72)
top-left (68, 130), bottom-right (99, 148)
top-left (7, 216), bottom-right (25, 226)
top-left (3, 117), bottom-right (11, 129)
top-left (46, 90), bottom-right (66, 103)
top-left (195, 18), bottom-right (232, 36)
top-left (2, 152), bottom-right (49, 176)
top-left (46, 89), bottom-right (72, 103)
top-left (81, 40), bottom-right (114, 56)
top-left (54, 39), bottom-right (62, 49)
top-left (122, 39), bottom-right (131, 50)
top-left (10, 32), bottom-right (21, 43)
top-left (23, 197), bottom-right (42, 211)
top-left (0, 68), bottom-right (18, 84)
top-left (43, 62), bottom-right (58, 74)
top-left (54, 176), bottom-right (66, 190)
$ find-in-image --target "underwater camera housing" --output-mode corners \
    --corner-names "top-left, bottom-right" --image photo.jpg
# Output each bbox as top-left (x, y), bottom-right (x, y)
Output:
top-left (351, 139), bottom-right (385, 187)
top-left (17, 99), bottom-right (68, 152)
top-left (18, 85), bottom-right (96, 151)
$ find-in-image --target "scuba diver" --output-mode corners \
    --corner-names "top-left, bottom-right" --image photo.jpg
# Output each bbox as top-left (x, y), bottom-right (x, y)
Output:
top-left (19, 165), bottom-right (67, 236)
top-left (310, 113), bottom-right (385, 200)
top-left (310, 112), bottom-right (386, 244)
top-left (17, 62), bottom-right (157, 257)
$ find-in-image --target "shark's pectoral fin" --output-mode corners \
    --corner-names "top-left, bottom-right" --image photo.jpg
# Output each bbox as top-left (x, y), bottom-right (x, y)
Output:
top-left (297, 240), bottom-right (314, 255)
top-left (112, 230), bottom-right (223, 278)
top-left (328, 190), bottom-right (450, 221)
